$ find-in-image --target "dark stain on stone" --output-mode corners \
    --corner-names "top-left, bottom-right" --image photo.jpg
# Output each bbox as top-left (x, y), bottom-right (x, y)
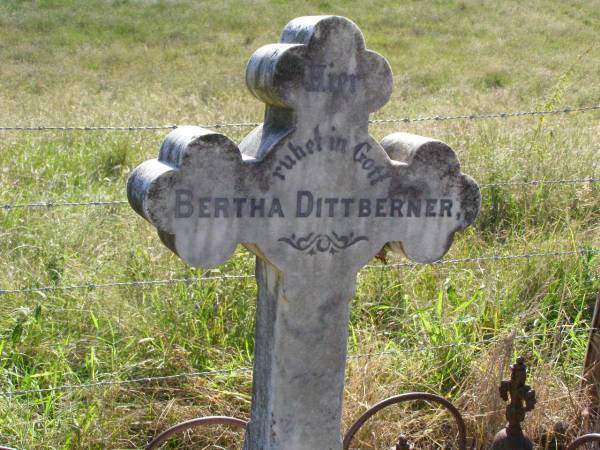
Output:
top-left (459, 175), bottom-right (481, 224)
top-left (158, 230), bottom-right (177, 255)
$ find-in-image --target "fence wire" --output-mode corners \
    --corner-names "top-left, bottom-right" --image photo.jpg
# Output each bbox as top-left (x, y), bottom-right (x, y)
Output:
top-left (1, 200), bottom-right (129, 210)
top-left (363, 248), bottom-right (599, 269)
top-left (0, 274), bottom-right (255, 296)
top-left (1, 105), bottom-right (598, 132)
top-left (2, 178), bottom-right (598, 211)
top-left (1, 326), bottom-right (594, 397)
top-left (0, 248), bottom-right (597, 297)
top-left (478, 177), bottom-right (599, 188)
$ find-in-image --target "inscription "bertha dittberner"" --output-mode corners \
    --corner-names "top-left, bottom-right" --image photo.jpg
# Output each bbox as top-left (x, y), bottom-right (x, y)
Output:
top-left (174, 190), bottom-right (454, 219)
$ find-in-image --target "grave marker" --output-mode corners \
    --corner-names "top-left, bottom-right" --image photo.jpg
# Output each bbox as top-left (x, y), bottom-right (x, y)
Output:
top-left (128, 15), bottom-right (480, 450)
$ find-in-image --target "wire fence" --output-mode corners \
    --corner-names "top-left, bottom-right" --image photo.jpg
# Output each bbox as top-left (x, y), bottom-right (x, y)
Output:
top-left (0, 248), bottom-right (597, 297)
top-left (0, 274), bottom-right (255, 296)
top-left (1, 178), bottom-right (598, 211)
top-left (0, 103), bottom-right (598, 437)
top-left (1, 104), bottom-right (597, 211)
top-left (1, 105), bottom-right (598, 132)
top-left (478, 177), bottom-right (599, 188)
top-left (0, 326), bottom-right (593, 398)
top-left (1, 200), bottom-right (129, 210)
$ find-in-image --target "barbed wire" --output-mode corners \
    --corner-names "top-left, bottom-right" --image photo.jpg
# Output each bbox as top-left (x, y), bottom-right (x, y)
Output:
top-left (369, 105), bottom-right (600, 124)
top-left (0, 367), bottom-right (252, 397)
top-left (478, 177), bottom-right (599, 188)
top-left (1, 105), bottom-right (598, 132)
top-left (350, 327), bottom-right (597, 358)
top-left (0, 248), bottom-right (596, 297)
top-left (2, 178), bottom-right (597, 211)
top-left (0, 125), bottom-right (179, 131)
top-left (1, 326), bottom-right (594, 397)
top-left (1, 200), bottom-right (129, 210)
top-left (363, 248), bottom-right (598, 269)
top-left (0, 274), bottom-right (254, 296)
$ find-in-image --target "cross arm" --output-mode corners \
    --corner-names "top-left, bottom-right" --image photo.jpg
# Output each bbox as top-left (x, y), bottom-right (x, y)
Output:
top-left (127, 126), bottom-right (248, 268)
top-left (381, 132), bottom-right (481, 262)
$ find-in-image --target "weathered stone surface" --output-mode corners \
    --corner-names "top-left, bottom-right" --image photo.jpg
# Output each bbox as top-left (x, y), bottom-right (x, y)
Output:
top-left (128, 15), bottom-right (480, 450)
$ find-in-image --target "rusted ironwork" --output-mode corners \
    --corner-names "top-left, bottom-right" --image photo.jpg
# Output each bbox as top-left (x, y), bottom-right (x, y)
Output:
top-left (566, 433), bottom-right (600, 450)
top-left (342, 392), bottom-right (467, 450)
top-left (144, 415), bottom-right (247, 450)
top-left (490, 356), bottom-right (536, 450)
top-left (583, 292), bottom-right (600, 428)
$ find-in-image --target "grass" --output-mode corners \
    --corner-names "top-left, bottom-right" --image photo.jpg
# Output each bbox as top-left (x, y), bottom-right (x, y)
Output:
top-left (0, 0), bottom-right (599, 448)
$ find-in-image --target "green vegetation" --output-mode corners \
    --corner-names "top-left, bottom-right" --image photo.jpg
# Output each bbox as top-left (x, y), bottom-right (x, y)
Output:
top-left (0, 0), bottom-right (599, 448)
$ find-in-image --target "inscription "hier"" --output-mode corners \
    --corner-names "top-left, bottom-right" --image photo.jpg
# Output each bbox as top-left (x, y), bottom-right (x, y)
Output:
top-left (304, 62), bottom-right (359, 93)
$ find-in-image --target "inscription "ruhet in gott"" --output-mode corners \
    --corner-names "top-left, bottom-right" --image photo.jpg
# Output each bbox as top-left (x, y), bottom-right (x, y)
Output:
top-left (174, 190), bottom-right (455, 219)
top-left (272, 126), bottom-right (392, 185)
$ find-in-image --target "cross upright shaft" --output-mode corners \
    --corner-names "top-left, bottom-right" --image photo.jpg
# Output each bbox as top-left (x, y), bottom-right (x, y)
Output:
top-left (246, 259), bottom-right (352, 449)
top-left (127, 15), bottom-right (480, 450)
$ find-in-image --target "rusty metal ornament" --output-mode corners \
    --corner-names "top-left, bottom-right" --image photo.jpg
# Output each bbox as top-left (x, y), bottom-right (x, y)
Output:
top-left (342, 392), bottom-right (467, 450)
top-left (566, 433), bottom-right (600, 450)
top-left (144, 415), bottom-right (247, 450)
top-left (490, 356), bottom-right (536, 450)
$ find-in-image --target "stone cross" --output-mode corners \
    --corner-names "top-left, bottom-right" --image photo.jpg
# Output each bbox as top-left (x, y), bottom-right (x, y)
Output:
top-left (128, 15), bottom-right (480, 450)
